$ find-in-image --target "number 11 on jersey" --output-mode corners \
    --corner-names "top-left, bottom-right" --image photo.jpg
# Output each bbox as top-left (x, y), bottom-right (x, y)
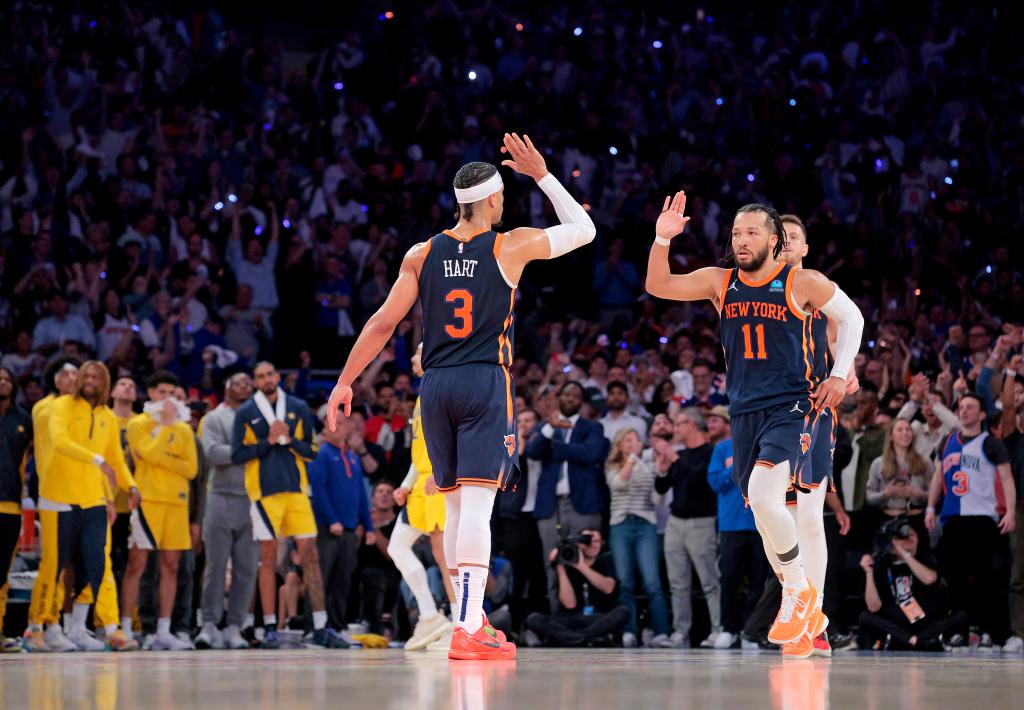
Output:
top-left (741, 323), bottom-right (767, 360)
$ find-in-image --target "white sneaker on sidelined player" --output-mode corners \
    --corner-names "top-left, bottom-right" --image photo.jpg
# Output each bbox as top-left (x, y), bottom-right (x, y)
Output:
top-left (1002, 636), bottom-right (1024, 654)
top-left (150, 630), bottom-right (194, 651)
top-left (426, 629), bottom-right (455, 652)
top-left (44, 625), bottom-right (78, 652)
top-left (714, 631), bottom-right (737, 649)
top-left (67, 627), bottom-right (106, 652)
top-left (405, 613), bottom-right (453, 651)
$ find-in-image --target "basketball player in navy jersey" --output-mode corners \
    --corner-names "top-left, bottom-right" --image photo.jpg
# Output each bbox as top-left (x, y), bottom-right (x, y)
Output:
top-left (645, 192), bottom-right (864, 658)
top-left (327, 132), bottom-right (595, 660)
top-left (775, 214), bottom-right (859, 657)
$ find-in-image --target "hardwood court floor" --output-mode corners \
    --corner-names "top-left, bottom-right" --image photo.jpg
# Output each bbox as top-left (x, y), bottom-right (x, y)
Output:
top-left (1, 647), bottom-right (1022, 709)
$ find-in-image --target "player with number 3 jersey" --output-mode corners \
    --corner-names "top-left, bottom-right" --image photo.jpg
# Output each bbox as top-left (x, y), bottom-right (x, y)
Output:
top-left (327, 132), bottom-right (595, 661)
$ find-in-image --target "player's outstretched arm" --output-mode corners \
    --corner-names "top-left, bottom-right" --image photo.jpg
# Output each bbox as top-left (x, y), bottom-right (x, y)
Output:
top-left (499, 132), bottom-right (596, 268)
top-left (327, 244), bottom-right (425, 429)
top-left (645, 190), bottom-right (724, 304)
top-left (794, 269), bottom-right (865, 410)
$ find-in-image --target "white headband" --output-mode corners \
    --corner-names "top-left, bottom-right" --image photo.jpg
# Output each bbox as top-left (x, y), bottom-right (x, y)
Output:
top-left (454, 172), bottom-right (503, 204)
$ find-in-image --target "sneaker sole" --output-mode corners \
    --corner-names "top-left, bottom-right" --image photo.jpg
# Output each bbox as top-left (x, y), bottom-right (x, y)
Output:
top-left (811, 646), bottom-right (832, 658)
top-left (405, 622), bottom-right (453, 651)
top-left (448, 646), bottom-right (517, 661)
top-left (782, 646), bottom-right (815, 660)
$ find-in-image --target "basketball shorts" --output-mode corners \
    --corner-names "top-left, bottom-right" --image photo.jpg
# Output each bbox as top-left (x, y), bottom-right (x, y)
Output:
top-left (250, 492), bottom-right (317, 541)
top-left (785, 405), bottom-right (837, 504)
top-left (403, 471), bottom-right (447, 532)
top-left (419, 363), bottom-right (519, 493)
top-left (131, 501), bottom-right (191, 551)
top-left (732, 397), bottom-right (830, 500)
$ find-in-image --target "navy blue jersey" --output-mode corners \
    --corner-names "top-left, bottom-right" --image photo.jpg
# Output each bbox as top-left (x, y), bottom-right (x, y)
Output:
top-left (419, 229), bottom-right (515, 370)
top-left (719, 262), bottom-right (815, 415)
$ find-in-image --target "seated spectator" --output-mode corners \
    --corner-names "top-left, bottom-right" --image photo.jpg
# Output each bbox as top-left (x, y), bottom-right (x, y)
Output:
top-left (605, 429), bottom-right (671, 647)
top-left (866, 418), bottom-right (932, 539)
top-left (1, 330), bottom-right (44, 381)
top-left (858, 518), bottom-right (967, 650)
top-left (31, 292), bottom-right (97, 355)
top-left (526, 530), bottom-right (629, 647)
top-left (357, 481), bottom-right (399, 636)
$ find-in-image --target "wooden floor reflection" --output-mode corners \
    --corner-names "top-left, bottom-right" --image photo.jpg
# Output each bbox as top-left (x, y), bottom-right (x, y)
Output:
top-left (1, 647), bottom-right (1022, 709)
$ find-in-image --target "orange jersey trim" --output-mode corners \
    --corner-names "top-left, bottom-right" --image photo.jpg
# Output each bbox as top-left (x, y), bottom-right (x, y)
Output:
top-left (737, 261), bottom-right (785, 288)
top-left (784, 266), bottom-right (808, 321)
top-left (717, 269), bottom-right (733, 312)
top-left (443, 227), bottom-right (490, 242)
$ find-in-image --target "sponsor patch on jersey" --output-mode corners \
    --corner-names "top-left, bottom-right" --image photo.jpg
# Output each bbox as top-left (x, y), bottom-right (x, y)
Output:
top-left (503, 434), bottom-right (516, 457)
top-left (770, 279), bottom-right (785, 292)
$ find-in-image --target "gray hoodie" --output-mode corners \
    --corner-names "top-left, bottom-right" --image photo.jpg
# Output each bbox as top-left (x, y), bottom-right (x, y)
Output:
top-left (201, 404), bottom-right (247, 497)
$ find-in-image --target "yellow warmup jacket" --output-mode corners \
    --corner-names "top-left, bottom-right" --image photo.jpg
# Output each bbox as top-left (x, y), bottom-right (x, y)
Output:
top-left (113, 415), bottom-right (133, 514)
top-left (44, 395), bottom-right (135, 508)
top-left (31, 395), bottom-right (57, 488)
top-left (127, 414), bottom-right (198, 506)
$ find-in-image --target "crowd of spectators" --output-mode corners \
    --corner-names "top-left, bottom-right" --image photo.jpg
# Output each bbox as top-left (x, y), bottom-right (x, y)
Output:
top-left (1, 1), bottom-right (1023, 653)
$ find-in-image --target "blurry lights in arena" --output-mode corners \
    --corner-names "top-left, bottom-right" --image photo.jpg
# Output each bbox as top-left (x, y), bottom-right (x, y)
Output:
top-left (255, 226), bottom-right (263, 236)
top-left (789, 98), bottom-right (797, 106)
top-left (659, 337), bottom-right (669, 344)
top-left (214, 201), bottom-right (224, 211)
top-left (914, 289), bottom-right (921, 296)
top-left (282, 219), bottom-right (292, 229)
top-left (262, 122), bottom-right (272, 131)
top-left (333, 82), bottom-right (344, 91)
top-left (573, 27), bottom-right (583, 37)
top-left (360, 204), bottom-right (369, 213)
top-left (571, 169), bottom-right (582, 178)
top-left (944, 176), bottom-right (953, 185)
top-left (608, 146), bottom-right (619, 156)
top-left (515, 23), bottom-right (524, 31)
top-left (986, 265), bottom-right (993, 274)
top-left (227, 193), bottom-right (238, 203)
top-left (746, 173), bottom-right (755, 183)
top-left (583, 203), bottom-right (591, 211)
top-left (468, 71), bottom-right (478, 81)
top-left (89, 20), bottom-right (96, 28)
top-left (715, 97), bottom-right (724, 106)
top-left (385, 11), bottom-right (394, 19)
top-left (652, 40), bottom-right (663, 49)
top-left (950, 159), bottom-right (959, 169)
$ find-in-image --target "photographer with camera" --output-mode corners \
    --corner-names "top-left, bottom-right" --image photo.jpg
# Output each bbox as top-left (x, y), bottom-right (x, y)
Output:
top-left (525, 530), bottom-right (629, 647)
top-left (858, 517), bottom-right (967, 650)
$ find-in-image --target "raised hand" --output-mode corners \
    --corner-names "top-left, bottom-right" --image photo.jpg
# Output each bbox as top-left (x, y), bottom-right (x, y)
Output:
top-left (500, 133), bottom-right (548, 181)
top-left (655, 191), bottom-right (690, 241)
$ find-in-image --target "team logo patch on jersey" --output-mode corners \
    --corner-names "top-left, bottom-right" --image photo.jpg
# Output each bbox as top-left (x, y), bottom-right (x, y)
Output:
top-left (799, 432), bottom-right (812, 454)
top-left (503, 434), bottom-right (516, 456)
top-left (458, 242), bottom-right (464, 254)
top-left (770, 279), bottom-right (785, 292)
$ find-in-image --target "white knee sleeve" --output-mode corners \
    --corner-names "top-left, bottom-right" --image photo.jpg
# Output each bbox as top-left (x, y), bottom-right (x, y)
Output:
top-left (747, 461), bottom-right (798, 555)
top-left (443, 488), bottom-right (461, 569)
top-left (455, 485), bottom-right (496, 567)
top-left (796, 484), bottom-right (828, 591)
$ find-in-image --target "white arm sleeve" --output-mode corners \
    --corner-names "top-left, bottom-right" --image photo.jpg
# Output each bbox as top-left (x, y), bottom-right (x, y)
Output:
top-left (820, 285), bottom-right (864, 380)
top-left (399, 463), bottom-right (418, 491)
top-left (536, 173), bottom-right (596, 258)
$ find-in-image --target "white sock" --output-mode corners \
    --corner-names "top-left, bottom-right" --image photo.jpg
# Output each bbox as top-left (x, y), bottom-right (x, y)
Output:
top-left (313, 610), bottom-right (328, 630)
top-left (263, 614), bottom-right (277, 628)
top-left (244, 613), bottom-right (255, 629)
top-left (457, 566), bottom-right (488, 634)
top-left (157, 617), bottom-right (171, 635)
top-left (779, 546), bottom-right (809, 592)
top-left (389, 518), bottom-right (439, 620)
top-left (71, 603), bottom-right (90, 631)
top-left (105, 624), bottom-right (118, 636)
top-left (121, 617), bottom-right (132, 634)
top-left (62, 614), bottom-right (72, 634)
top-left (796, 484), bottom-right (828, 593)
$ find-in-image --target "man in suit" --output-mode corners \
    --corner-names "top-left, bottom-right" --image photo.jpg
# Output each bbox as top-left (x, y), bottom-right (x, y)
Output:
top-left (526, 381), bottom-right (610, 610)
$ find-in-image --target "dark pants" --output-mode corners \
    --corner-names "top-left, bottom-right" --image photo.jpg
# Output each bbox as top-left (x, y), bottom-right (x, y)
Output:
top-left (942, 516), bottom-right (999, 634)
top-left (360, 567), bottom-right (400, 635)
top-left (858, 607), bottom-right (969, 649)
top-left (498, 513), bottom-right (550, 629)
top-left (111, 512), bottom-right (131, 589)
top-left (719, 530), bottom-right (769, 634)
top-left (526, 607), bottom-right (630, 647)
top-left (56, 505), bottom-right (107, 600)
top-left (1010, 501), bottom-right (1024, 638)
top-left (317, 527), bottom-right (358, 630)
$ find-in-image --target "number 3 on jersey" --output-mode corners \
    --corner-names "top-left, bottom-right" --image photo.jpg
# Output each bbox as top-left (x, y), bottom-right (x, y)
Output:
top-left (445, 289), bottom-right (474, 338)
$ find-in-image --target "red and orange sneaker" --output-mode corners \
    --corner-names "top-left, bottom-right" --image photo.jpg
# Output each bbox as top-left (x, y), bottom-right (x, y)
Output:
top-left (482, 615), bottom-right (506, 643)
top-left (781, 633), bottom-right (814, 660)
top-left (768, 581), bottom-right (820, 645)
top-left (811, 632), bottom-right (832, 658)
top-left (448, 624), bottom-right (517, 661)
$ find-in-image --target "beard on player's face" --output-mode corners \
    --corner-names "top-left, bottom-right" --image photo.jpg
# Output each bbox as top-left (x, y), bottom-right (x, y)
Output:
top-left (736, 242), bottom-right (771, 272)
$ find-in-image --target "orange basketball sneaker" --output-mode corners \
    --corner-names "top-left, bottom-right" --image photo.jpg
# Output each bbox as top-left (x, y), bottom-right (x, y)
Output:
top-left (768, 580), bottom-right (820, 645)
top-left (448, 622), bottom-right (517, 661)
top-left (781, 633), bottom-right (814, 660)
top-left (811, 632), bottom-right (832, 658)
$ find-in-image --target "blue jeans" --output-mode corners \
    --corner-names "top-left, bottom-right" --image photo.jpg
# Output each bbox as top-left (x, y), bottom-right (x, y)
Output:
top-left (610, 516), bottom-right (671, 636)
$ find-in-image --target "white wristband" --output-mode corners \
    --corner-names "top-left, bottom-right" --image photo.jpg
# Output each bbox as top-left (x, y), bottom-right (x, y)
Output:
top-left (654, 236), bottom-right (672, 247)
top-left (93, 454), bottom-right (105, 466)
top-left (1005, 369), bottom-right (1018, 379)
top-left (926, 506), bottom-right (935, 514)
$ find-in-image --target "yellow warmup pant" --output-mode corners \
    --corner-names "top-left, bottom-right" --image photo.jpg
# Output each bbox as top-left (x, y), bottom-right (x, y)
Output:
top-left (27, 509), bottom-right (64, 626)
top-left (75, 525), bottom-right (119, 628)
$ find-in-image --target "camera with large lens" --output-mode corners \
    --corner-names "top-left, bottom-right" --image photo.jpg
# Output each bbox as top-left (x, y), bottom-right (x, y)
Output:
top-left (555, 533), bottom-right (593, 566)
top-left (872, 516), bottom-right (914, 564)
